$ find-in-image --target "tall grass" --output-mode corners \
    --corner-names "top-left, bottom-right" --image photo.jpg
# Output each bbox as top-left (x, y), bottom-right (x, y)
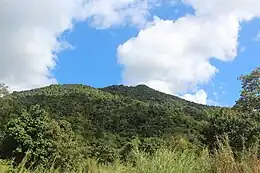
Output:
top-left (212, 139), bottom-right (260, 173)
top-left (1, 140), bottom-right (260, 173)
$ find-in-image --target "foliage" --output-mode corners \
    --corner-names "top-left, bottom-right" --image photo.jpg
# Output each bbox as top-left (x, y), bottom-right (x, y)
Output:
top-left (0, 83), bottom-right (9, 97)
top-left (203, 108), bottom-right (260, 151)
top-left (235, 67), bottom-right (260, 112)
top-left (1, 139), bottom-right (260, 173)
top-left (0, 67), bottom-right (259, 171)
top-left (0, 105), bottom-right (84, 171)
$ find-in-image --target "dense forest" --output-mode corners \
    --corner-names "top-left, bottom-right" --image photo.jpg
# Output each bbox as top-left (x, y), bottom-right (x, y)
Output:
top-left (0, 67), bottom-right (259, 173)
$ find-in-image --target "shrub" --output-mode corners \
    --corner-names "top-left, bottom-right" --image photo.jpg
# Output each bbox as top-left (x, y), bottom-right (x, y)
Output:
top-left (0, 105), bottom-right (84, 171)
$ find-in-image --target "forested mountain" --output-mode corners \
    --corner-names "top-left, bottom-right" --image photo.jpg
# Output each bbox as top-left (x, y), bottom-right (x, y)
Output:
top-left (1, 84), bottom-right (214, 143)
top-left (0, 67), bottom-right (259, 172)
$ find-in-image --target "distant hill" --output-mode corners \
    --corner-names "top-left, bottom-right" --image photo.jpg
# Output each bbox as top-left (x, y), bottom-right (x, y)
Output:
top-left (0, 84), bottom-right (218, 141)
top-left (0, 84), bottom-right (235, 166)
top-left (102, 84), bottom-right (217, 109)
top-left (1, 68), bottom-right (258, 170)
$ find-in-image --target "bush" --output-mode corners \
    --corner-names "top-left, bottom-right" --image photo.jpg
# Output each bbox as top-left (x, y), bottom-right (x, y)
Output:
top-left (0, 105), bottom-right (84, 171)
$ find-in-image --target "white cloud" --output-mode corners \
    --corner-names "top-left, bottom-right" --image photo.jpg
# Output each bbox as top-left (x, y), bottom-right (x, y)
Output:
top-left (0, 0), bottom-right (159, 91)
top-left (0, 0), bottom-right (86, 91)
top-left (142, 80), bottom-right (173, 95)
top-left (83, 0), bottom-right (181, 28)
top-left (83, 0), bottom-right (155, 28)
top-left (183, 0), bottom-right (260, 20)
top-left (117, 0), bottom-right (260, 104)
top-left (182, 90), bottom-right (207, 105)
top-left (117, 15), bottom-right (238, 104)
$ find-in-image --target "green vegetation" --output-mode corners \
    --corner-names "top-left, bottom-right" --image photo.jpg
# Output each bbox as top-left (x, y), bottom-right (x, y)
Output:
top-left (0, 84), bottom-right (9, 97)
top-left (1, 140), bottom-right (260, 173)
top-left (0, 67), bottom-right (259, 172)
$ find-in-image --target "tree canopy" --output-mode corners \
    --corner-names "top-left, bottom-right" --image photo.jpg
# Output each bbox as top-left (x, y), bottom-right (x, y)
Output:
top-left (235, 67), bottom-right (260, 112)
top-left (0, 105), bottom-right (83, 171)
top-left (0, 84), bottom-right (9, 97)
top-left (0, 67), bottom-right (259, 169)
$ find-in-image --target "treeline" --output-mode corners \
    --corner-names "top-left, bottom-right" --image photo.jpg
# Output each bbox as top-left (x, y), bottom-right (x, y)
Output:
top-left (0, 67), bottom-right (259, 172)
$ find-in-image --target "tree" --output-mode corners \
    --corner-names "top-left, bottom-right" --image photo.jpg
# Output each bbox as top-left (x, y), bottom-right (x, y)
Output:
top-left (0, 84), bottom-right (9, 97)
top-left (203, 109), bottom-right (260, 151)
top-left (0, 105), bottom-right (84, 171)
top-left (235, 67), bottom-right (260, 112)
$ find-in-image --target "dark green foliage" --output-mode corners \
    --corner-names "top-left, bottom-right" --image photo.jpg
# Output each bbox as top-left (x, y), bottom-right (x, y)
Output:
top-left (86, 133), bottom-right (121, 164)
top-left (235, 67), bottom-right (260, 112)
top-left (139, 137), bottom-right (166, 154)
top-left (0, 84), bottom-right (213, 166)
top-left (0, 105), bottom-right (83, 171)
top-left (7, 84), bottom-right (211, 143)
top-left (0, 67), bottom-right (259, 170)
top-left (203, 109), bottom-right (260, 151)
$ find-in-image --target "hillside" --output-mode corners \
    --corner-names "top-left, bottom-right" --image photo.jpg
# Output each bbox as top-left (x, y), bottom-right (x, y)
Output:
top-left (102, 84), bottom-right (216, 109)
top-left (1, 84), bottom-right (215, 141)
top-left (0, 67), bottom-right (259, 172)
top-left (102, 84), bottom-right (219, 117)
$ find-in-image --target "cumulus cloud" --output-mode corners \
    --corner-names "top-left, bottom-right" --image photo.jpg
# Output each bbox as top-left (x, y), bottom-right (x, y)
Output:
top-left (117, 0), bottom-right (260, 104)
top-left (0, 0), bottom-right (157, 91)
top-left (83, 0), bottom-right (181, 28)
top-left (182, 90), bottom-right (207, 105)
top-left (0, 0), bottom-right (85, 91)
top-left (183, 0), bottom-right (260, 20)
top-left (84, 0), bottom-right (155, 28)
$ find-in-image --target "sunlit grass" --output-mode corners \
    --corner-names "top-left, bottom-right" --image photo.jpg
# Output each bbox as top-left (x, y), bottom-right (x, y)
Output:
top-left (2, 139), bottom-right (260, 173)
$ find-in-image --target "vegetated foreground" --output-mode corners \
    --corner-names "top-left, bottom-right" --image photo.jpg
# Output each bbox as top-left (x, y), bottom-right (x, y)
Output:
top-left (0, 67), bottom-right (259, 173)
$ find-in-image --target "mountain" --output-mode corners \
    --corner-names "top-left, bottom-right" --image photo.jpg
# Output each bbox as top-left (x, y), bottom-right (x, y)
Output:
top-left (1, 68), bottom-right (259, 170)
top-left (1, 84), bottom-right (216, 140)
top-left (0, 84), bottom-right (237, 166)
top-left (102, 84), bottom-right (218, 113)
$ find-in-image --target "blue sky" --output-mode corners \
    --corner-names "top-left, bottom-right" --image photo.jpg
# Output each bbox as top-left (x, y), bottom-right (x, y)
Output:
top-left (54, 2), bottom-right (260, 106)
top-left (1, 0), bottom-right (260, 106)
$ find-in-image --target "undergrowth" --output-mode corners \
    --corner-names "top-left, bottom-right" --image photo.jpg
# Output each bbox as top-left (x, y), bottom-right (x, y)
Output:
top-left (1, 140), bottom-right (260, 173)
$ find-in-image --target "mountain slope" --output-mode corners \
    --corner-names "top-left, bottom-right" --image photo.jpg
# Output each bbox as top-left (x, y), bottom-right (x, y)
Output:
top-left (102, 84), bottom-right (219, 117)
top-left (0, 84), bottom-right (215, 142)
top-left (1, 83), bottom-right (256, 167)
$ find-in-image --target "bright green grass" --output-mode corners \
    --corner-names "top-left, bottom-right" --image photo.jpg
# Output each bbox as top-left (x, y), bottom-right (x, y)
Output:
top-left (1, 142), bottom-right (260, 173)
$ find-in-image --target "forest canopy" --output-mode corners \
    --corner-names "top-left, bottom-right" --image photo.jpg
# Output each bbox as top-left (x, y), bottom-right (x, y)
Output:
top-left (0, 67), bottom-right (259, 172)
